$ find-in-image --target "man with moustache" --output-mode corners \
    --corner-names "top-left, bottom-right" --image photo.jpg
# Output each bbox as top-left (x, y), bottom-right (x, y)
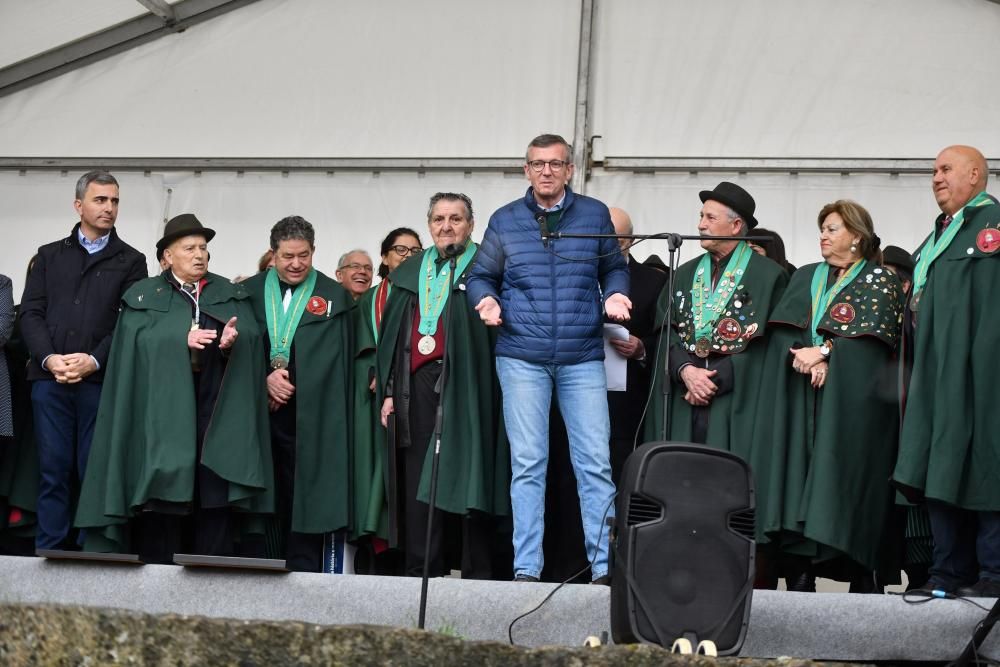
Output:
top-left (243, 216), bottom-right (355, 571)
top-left (893, 146), bottom-right (1000, 597)
top-left (75, 214), bottom-right (272, 561)
top-left (20, 170), bottom-right (146, 551)
top-left (336, 250), bottom-right (375, 301)
top-left (644, 182), bottom-right (786, 452)
top-left (467, 134), bottom-right (630, 584)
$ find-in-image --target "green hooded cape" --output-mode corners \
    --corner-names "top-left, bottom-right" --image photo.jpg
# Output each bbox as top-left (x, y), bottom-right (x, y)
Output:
top-left (752, 260), bottom-right (903, 571)
top-left (75, 273), bottom-right (273, 552)
top-left (893, 199), bottom-right (1000, 510)
top-left (350, 283), bottom-right (387, 539)
top-left (243, 269), bottom-right (355, 534)
top-left (375, 247), bottom-right (509, 530)
top-left (644, 250), bottom-right (787, 459)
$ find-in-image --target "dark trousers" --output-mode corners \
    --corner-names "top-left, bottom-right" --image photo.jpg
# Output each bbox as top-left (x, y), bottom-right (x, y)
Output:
top-left (404, 361), bottom-right (492, 579)
top-left (32, 379), bottom-right (101, 549)
top-left (927, 500), bottom-right (1000, 586)
top-left (131, 506), bottom-right (232, 564)
top-left (271, 396), bottom-right (322, 572)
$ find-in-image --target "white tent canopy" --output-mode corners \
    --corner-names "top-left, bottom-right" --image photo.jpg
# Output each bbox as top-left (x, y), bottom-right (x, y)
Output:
top-left (1, 0), bottom-right (998, 297)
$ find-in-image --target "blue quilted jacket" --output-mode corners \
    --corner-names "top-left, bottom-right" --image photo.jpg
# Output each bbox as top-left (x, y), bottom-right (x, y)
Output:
top-left (466, 187), bottom-right (629, 364)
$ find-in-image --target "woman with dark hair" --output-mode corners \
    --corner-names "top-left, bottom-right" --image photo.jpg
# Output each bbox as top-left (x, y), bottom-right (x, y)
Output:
top-left (351, 227), bottom-right (422, 572)
top-left (750, 200), bottom-right (903, 592)
top-left (748, 227), bottom-right (797, 276)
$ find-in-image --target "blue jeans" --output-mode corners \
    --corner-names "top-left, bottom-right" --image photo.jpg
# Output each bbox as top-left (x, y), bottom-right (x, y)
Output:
top-left (927, 500), bottom-right (1000, 587)
top-left (32, 379), bottom-right (102, 550)
top-left (496, 357), bottom-right (616, 580)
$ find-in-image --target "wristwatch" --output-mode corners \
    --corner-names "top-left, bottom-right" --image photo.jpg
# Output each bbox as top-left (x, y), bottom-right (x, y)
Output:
top-left (819, 340), bottom-right (832, 358)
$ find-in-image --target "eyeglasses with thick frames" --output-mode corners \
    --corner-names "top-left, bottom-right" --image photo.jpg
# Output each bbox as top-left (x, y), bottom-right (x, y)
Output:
top-left (526, 160), bottom-right (569, 173)
top-left (340, 263), bottom-right (373, 273)
top-left (390, 245), bottom-right (423, 256)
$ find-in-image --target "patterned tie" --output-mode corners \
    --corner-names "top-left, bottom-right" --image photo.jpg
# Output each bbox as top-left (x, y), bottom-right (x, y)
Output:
top-left (940, 215), bottom-right (953, 231)
top-left (182, 282), bottom-right (197, 296)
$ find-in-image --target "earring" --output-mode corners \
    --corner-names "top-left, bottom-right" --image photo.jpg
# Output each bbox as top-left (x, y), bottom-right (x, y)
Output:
top-left (850, 244), bottom-right (858, 254)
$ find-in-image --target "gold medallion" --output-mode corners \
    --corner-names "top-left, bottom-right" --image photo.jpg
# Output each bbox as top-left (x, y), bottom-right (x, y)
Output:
top-left (270, 355), bottom-right (289, 370)
top-left (695, 337), bottom-right (711, 358)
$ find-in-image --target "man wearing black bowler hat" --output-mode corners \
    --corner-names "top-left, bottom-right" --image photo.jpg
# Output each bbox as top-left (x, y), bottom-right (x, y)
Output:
top-left (644, 182), bottom-right (787, 451)
top-left (75, 213), bottom-right (273, 562)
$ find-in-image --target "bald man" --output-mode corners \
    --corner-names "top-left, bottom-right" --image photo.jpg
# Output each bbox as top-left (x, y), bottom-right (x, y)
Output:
top-left (606, 208), bottom-right (667, 481)
top-left (893, 145), bottom-right (1000, 597)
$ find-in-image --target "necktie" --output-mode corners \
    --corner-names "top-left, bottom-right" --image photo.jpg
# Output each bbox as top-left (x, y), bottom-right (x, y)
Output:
top-left (941, 215), bottom-right (953, 231)
top-left (182, 282), bottom-right (197, 296)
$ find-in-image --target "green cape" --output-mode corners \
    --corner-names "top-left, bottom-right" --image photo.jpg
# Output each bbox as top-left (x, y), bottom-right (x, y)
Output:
top-left (752, 260), bottom-right (903, 571)
top-left (350, 283), bottom-right (386, 539)
top-left (375, 248), bottom-right (510, 522)
top-left (75, 273), bottom-right (274, 552)
top-left (644, 250), bottom-right (788, 459)
top-left (894, 200), bottom-right (1000, 510)
top-left (243, 269), bottom-right (355, 534)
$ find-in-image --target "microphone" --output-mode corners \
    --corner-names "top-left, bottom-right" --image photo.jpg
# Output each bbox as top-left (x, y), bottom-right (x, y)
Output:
top-left (537, 213), bottom-right (549, 247)
top-left (443, 242), bottom-right (465, 259)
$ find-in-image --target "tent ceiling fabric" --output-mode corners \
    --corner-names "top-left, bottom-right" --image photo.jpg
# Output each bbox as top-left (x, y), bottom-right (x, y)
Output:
top-left (0, 0), bottom-right (579, 158)
top-left (590, 0), bottom-right (1000, 158)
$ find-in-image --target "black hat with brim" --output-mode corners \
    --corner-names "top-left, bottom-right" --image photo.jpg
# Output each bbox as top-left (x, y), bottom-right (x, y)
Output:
top-left (156, 213), bottom-right (215, 258)
top-left (699, 182), bottom-right (758, 230)
top-left (882, 245), bottom-right (914, 275)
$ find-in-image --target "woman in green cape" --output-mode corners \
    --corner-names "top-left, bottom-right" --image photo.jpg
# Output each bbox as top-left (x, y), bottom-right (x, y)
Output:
top-left (752, 200), bottom-right (903, 591)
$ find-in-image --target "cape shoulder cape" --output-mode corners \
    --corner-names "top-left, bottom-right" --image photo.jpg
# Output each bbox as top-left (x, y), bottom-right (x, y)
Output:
top-left (375, 249), bottom-right (510, 519)
top-left (894, 200), bottom-right (1000, 510)
top-left (243, 270), bottom-right (356, 534)
top-left (75, 273), bottom-right (273, 552)
top-left (644, 251), bottom-right (788, 455)
top-left (751, 259), bottom-right (903, 572)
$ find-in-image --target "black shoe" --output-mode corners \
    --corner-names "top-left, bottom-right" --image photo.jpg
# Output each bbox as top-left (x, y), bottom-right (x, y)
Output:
top-left (907, 577), bottom-right (959, 597)
top-left (514, 574), bottom-right (539, 582)
top-left (957, 578), bottom-right (1000, 598)
top-left (591, 575), bottom-right (611, 586)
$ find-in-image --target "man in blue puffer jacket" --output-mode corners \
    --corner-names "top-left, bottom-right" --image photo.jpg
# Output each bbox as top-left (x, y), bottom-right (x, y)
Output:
top-left (466, 134), bottom-right (631, 583)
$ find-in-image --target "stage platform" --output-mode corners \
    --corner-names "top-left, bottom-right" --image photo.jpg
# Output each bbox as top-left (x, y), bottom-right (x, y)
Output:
top-left (0, 555), bottom-right (997, 662)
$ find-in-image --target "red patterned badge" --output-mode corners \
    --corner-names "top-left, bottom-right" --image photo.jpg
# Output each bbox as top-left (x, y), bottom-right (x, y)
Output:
top-left (977, 228), bottom-right (1000, 254)
top-left (716, 317), bottom-right (742, 341)
top-left (831, 302), bottom-right (855, 324)
top-left (307, 296), bottom-right (328, 315)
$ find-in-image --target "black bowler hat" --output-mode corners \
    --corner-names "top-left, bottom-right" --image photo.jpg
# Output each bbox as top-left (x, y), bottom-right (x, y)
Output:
top-left (699, 182), bottom-right (759, 230)
top-left (882, 245), bottom-right (914, 275)
top-left (156, 213), bottom-right (215, 258)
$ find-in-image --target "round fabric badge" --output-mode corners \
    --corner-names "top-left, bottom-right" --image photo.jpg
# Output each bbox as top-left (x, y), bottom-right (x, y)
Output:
top-left (716, 317), bottom-right (742, 341)
top-left (830, 302), bottom-right (855, 324)
top-left (307, 296), bottom-right (328, 315)
top-left (976, 228), bottom-right (1000, 254)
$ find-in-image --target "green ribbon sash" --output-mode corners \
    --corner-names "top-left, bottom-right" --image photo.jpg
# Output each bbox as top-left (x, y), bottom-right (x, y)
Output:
top-left (265, 267), bottom-right (317, 365)
top-left (809, 259), bottom-right (865, 345)
top-left (691, 241), bottom-right (753, 340)
top-left (417, 242), bottom-right (477, 335)
top-left (913, 191), bottom-right (993, 296)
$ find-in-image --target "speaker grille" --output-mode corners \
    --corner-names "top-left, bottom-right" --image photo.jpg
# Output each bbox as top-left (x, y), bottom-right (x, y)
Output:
top-left (626, 494), bottom-right (662, 525)
top-left (728, 508), bottom-right (755, 539)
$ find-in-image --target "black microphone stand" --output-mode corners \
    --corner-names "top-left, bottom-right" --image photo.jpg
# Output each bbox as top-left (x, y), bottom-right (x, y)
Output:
top-left (417, 244), bottom-right (461, 630)
top-left (548, 231), bottom-right (769, 441)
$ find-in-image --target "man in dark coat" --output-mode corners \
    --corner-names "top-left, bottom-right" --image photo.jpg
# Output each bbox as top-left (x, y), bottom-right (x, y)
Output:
top-left (243, 216), bottom-right (355, 572)
top-left (75, 214), bottom-right (272, 561)
top-left (893, 145), bottom-right (1000, 597)
top-left (20, 170), bottom-right (146, 550)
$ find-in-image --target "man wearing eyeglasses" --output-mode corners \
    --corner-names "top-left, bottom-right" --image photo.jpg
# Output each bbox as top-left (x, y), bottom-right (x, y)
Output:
top-left (336, 249), bottom-right (374, 301)
top-left (467, 133), bottom-right (630, 584)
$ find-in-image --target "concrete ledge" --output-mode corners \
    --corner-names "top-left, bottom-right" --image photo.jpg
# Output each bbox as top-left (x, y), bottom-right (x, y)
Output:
top-left (0, 555), bottom-right (997, 661)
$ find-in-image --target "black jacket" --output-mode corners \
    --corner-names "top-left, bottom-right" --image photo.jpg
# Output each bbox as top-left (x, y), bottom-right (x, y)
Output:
top-left (19, 223), bottom-right (147, 383)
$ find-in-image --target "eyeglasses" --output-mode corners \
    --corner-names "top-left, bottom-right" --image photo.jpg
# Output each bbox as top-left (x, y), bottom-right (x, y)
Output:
top-left (527, 160), bottom-right (569, 173)
top-left (390, 245), bottom-right (423, 256)
top-left (340, 263), bottom-right (373, 273)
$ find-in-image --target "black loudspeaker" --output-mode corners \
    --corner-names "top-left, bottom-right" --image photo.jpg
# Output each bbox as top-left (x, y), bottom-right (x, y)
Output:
top-left (610, 441), bottom-right (755, 654)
